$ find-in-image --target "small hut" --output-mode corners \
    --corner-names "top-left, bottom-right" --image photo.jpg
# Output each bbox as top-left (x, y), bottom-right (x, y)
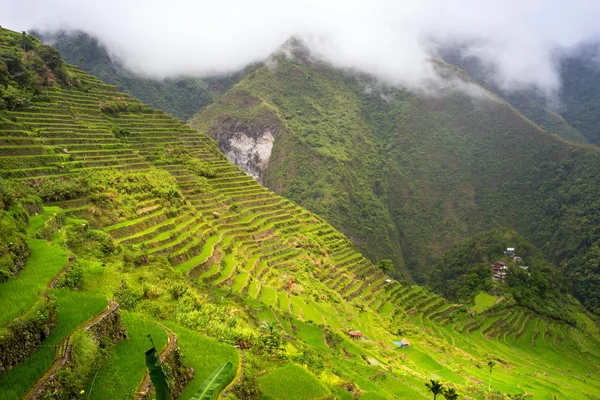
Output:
top-left (348, 330), bottom-right (363, 339)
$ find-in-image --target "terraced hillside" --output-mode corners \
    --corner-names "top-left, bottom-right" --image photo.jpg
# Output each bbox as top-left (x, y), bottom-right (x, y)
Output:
top-left (190, 44), bottom-right (600, 319)
top-left (1, 28), bottom-right (600, 399)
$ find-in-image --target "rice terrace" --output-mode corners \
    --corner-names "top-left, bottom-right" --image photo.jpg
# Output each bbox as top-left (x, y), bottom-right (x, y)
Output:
top-left (2, 3), bottom-right (600, 399)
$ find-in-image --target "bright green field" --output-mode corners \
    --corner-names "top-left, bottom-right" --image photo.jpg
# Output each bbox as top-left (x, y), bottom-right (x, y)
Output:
top-left (0, 290), bottom-right (107, 400)
top-left (86, 312), bottom-right (168, 400)
top-left (472, 291), bottom-right (498, 313)
top-left (258, 363), bottom-right (330, 400)
top-left (0, 239), bottom-right (68, 326)
top-left (167, 322), bottom-right (239, 399)
top-left (25, 206), bottom-right (61, 234)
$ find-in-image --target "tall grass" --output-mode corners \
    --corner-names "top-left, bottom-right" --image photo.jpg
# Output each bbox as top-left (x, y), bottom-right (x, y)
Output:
top-left (0, 239), bottom-right (68, 326)
top-left (0, 290), bottom-right (106, 400)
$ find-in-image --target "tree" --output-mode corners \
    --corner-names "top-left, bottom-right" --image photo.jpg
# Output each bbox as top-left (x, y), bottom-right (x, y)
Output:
top-left (425, 379), bottom-right (444, 400)
top-left (443, 387), bottom-right (460, 400)
top-left (78, 57), bottom-right (85, 71)
top-left (377, 259), bottom-right (394, 273)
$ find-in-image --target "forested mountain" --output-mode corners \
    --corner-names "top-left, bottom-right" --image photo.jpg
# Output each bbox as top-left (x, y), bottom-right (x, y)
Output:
top-left (190, 42), bottom-right (600, 315)
top-left (31, 30), bottom-right (244, 121)
top-left (1, 26), bottom-right (600, 400)
top-left (441, 43), bottom-right (600, 146)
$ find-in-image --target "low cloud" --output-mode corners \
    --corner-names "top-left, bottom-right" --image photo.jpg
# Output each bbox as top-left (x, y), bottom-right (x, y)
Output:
top-left (2, 0), bottom-right (600, 95)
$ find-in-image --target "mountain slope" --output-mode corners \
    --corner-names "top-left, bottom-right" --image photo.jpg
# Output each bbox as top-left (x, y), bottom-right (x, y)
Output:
top-left (190, 47), bottom-right (600, 315)
top-left (1, 28), bottom-right (600, 399)
top-left (191, 52), bottom-right (408, 277)
top-left (442, 44), bottom-right (600, 146)
top-left (32, 30), bottom-right (243, 121)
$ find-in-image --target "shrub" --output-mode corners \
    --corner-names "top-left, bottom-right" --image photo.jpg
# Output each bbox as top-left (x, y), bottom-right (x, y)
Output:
top-left (111, 125), bottom-right (131, 138)
top-left (55, 262), bottom-right (83, 290)
top-left (233, 375), bottom-right (262, 400)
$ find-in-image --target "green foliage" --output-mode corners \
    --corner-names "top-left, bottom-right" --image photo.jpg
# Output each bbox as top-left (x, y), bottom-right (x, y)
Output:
top-left (111, 125), bottom-right (130, 138)
top-left (145, 336), bottom-right (170, 400)
top-left (190, 361), bottom-right (233, 400)
top-left (429, 229), bottom-right (574, 323)
top-left (232, 375), bottom-right (261, 400)
top-left (174, 291), bottom-right (256, 349)
top-left (443, 387), bottom-right (460, 400)
top-left (0, 28), bottom-right (75, 110)
top-left (258, 322), bottom-right (284, 356)
top-left (98, 98), bottom-right (144, 114)
top-left (376, 259), bottom-right (394, 273)
top-left (69, 330), bottom-right (98, 380)
top-left (257, 363), bottom-right (330, 400)
top-left (113, 281), bottom-right (140, 310)
top-left (0, 180), bottom-right (30, 282)
top-left (0, 239), bottom-right (67, 326)
top-left (184, 158), bottom-right (217, 178)
top-left (55, 262), bottom-right (83, 290)
top-left (425, 379), bottom-right (444, 399)
top-left (66, 223), bottom-right (115, 257)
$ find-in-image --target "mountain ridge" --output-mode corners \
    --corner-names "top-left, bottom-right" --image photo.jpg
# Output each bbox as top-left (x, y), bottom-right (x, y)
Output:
top-left (2, 27), bottom-right (599, 399)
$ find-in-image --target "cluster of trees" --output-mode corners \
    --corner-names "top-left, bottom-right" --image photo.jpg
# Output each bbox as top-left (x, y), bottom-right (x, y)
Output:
top-left (424, 379), bottom-right (460, 399)
top-left (429, 229), bottom-right (575, 323)
top-left (0, 179), bottom-right (34, 281)
top-left (0, 29), bottom-right (76, 110)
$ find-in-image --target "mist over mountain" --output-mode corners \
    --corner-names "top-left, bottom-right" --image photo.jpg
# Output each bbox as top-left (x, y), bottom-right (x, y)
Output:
top-left (4, 0), bottom-right (600, 97)
top-left (29, 30), bottom-right (244, 121)
top-left (2, 4), bottom-right (600, 399)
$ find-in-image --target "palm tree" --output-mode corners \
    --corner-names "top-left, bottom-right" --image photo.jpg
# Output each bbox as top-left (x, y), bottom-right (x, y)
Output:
top-left (425, 379), bottom-right (444, 400)
top-left (443, 387), bottom-right (459, 400)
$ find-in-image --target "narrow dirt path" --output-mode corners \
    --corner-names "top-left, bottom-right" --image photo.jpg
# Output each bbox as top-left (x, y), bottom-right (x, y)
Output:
top-left (25, 301), bottom-right (118, 400)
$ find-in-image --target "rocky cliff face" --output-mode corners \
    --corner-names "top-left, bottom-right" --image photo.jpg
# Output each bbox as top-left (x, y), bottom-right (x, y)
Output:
top-left (212, 124), bottom-right (276, 183)
top-left (189, 88), bottom-right (282, 184)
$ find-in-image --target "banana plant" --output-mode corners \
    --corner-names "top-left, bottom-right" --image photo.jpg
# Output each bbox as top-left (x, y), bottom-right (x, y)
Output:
top-left (190, 362), bottom-right (233, 400)
top-left (145, 334), bottom-right (233, 400)
top-left (145, 335), bottom-right (170, 400)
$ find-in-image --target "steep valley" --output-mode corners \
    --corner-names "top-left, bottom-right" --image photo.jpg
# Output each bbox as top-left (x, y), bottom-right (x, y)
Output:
top-left (191, 48), bottom-right (600, 315)
top-left (1, 27), bottom-right (600, 400)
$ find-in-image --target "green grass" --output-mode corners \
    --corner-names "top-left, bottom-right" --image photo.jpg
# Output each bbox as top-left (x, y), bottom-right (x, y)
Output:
top-left (231, 272), bottom-right (250, 293)
top-left (166, 322), bottom-right (239, 399)
top-left (26, 206), bottom-right (61, 234)
top-left (248, 279), bottom-right (261, 299)
top-left (472, 291), bottom-right (499, 314)
top-left (175, 234), bottom-right (220, 273)
top-left (0, 239), bottom-right (68, 326)
top-left (86, 312), bottom-right (168, 400)
top-left (260, 286), bottom-right (278, 306)
top-left (258, 363), bottom-right (330, 400)
top-left (278, 292), bottom-right (291, 313)
top-left (0, 290), bottom-right (107, 400)
top-left (293, 320), bottom-right (327, 350)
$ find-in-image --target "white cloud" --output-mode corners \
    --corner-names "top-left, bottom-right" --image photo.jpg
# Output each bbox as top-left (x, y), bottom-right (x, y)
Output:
top-left (2, 0), bottom-right (600, 95)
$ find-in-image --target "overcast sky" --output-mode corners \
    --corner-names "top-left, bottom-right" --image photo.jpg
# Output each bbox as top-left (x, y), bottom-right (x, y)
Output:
top-left (2, 0), bottom-right (600, 95)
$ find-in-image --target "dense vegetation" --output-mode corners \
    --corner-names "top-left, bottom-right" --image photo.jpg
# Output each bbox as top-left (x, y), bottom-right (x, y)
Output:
top-left (191, 42), bottom-right (600, 317)
top-left (430, 229), bottom-right (574, 323)
top-left (0, 27), bottom-right (599, 399)
top-left (31, 30), bottom-right (244, 121)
